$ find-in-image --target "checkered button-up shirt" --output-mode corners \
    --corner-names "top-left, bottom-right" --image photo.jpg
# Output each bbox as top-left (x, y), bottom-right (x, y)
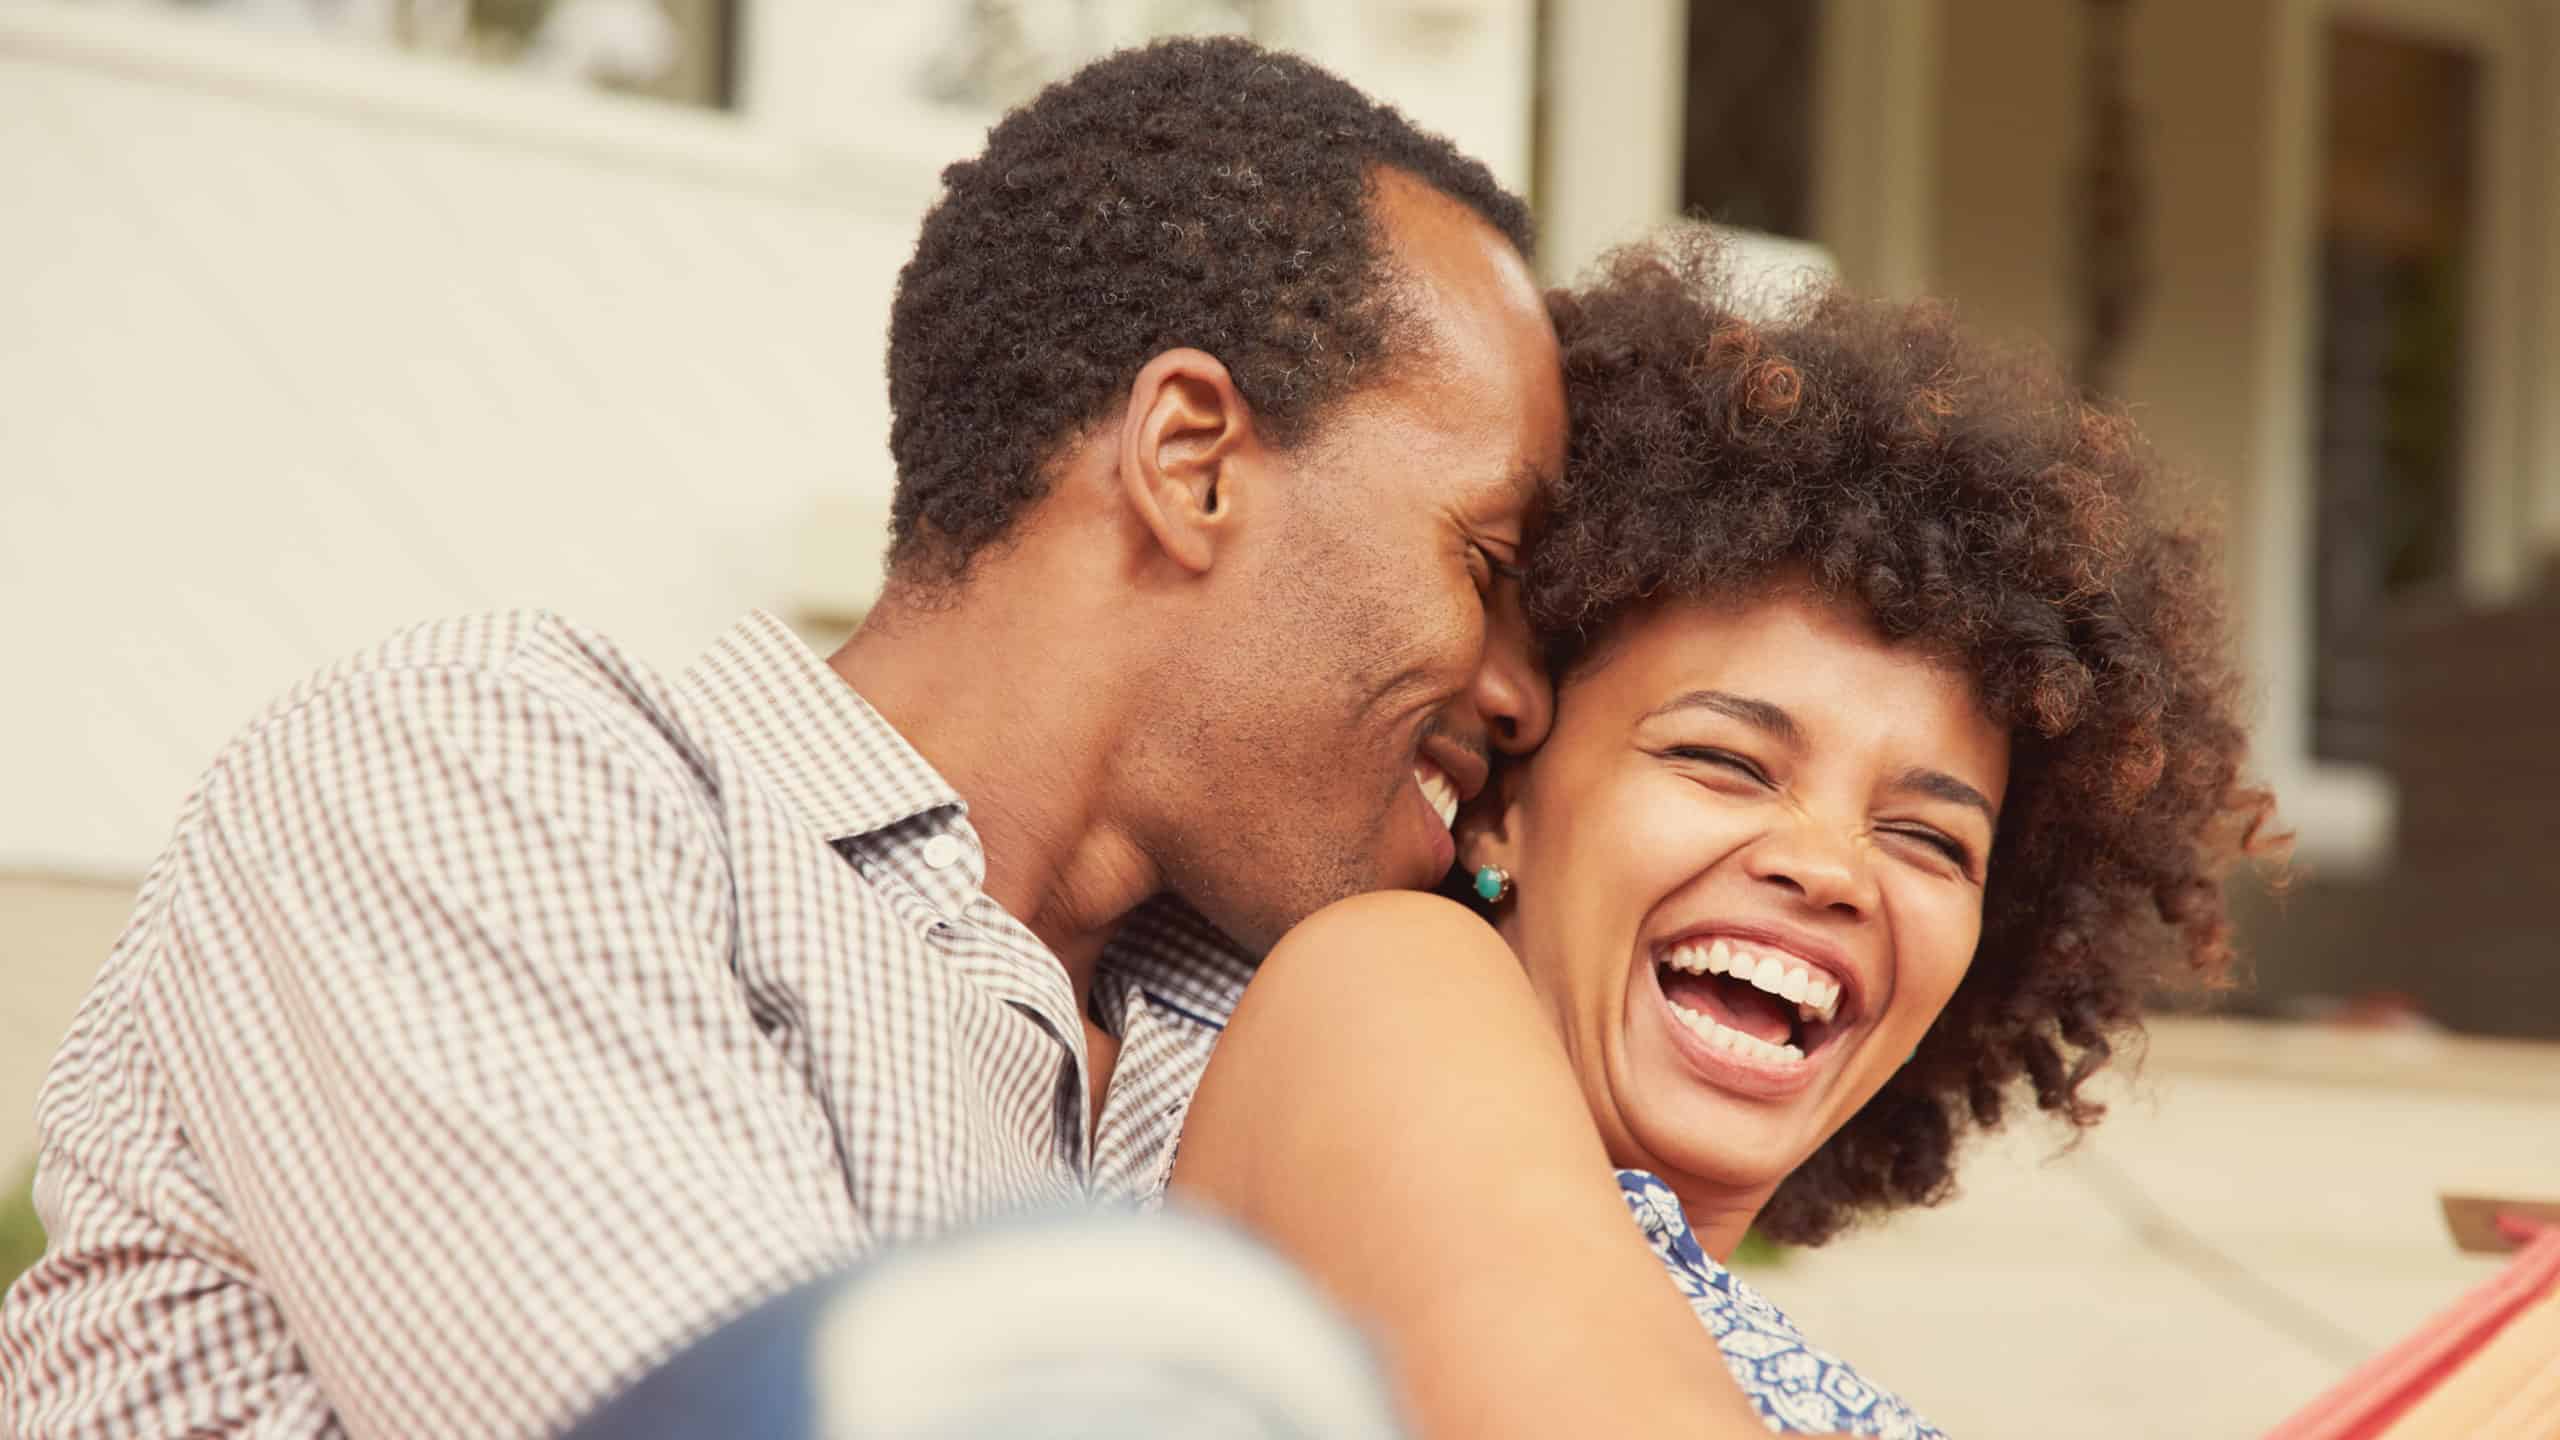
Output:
top-left (0, 611), bottom-right (1257, 1439)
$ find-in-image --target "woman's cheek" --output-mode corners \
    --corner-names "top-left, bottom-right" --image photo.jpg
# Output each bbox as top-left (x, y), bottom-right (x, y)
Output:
top-left (1896, 884), bottom-right (1985, 1018)
top-left (1613, 776), bottom-right (1748, 877)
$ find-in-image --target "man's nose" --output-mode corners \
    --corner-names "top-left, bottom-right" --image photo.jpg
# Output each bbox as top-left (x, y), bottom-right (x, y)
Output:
top-left (1472, 590), bottom-right (1553, 755)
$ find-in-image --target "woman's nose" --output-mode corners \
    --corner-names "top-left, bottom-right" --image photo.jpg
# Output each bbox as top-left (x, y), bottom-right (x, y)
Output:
top-left (1743, 815), bottom-right (1879, 919)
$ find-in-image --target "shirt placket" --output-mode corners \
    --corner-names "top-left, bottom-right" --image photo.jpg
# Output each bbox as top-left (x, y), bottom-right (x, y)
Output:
top-left (904, 822), bottom-right (1096, 1183)
top-left (956, 894), bottom-right (1094, 1181)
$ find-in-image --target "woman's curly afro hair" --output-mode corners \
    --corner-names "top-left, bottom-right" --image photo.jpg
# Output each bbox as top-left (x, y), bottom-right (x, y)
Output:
top-left (1536, 231), bottom-right (2283, 1246)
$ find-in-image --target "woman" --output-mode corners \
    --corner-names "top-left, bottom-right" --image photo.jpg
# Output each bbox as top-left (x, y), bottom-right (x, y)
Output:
top-left (1168, 233), bottom-right (2281, 1438)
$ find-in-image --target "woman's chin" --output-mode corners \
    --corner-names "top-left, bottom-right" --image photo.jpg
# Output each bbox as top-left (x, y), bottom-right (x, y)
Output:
top-left (1623, 1085), bottom-right (1814, 1196)
top-left (1614, 964), bottom-right (1855, 1182)
top-left (1623, 1037), bottom-right (1918, 1211)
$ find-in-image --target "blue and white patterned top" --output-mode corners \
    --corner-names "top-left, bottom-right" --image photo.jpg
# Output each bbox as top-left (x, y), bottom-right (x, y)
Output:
top-left (1619, 1170), bottom-right (1949, 1438)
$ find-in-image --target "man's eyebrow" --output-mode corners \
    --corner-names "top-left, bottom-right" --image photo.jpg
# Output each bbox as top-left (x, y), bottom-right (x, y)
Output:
top-left (1644, 690), bottom-right (1804, 750)
top-left (1485, 462), bottom-right (1551, 542)
top-left (1892, 767), bottom-right (1999, 825)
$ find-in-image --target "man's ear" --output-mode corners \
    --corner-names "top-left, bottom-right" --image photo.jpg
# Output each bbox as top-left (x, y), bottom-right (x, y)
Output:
top-left (1118, 348), bottom-right (1257, 575)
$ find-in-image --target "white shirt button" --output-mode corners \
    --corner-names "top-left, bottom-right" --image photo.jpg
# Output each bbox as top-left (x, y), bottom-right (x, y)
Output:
top-left (920, 834), bottom-right (965, 871)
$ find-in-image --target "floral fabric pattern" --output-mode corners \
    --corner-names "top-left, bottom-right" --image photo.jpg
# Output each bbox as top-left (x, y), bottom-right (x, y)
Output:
top-left (1619, 1170), bottom-right (1948, 1438)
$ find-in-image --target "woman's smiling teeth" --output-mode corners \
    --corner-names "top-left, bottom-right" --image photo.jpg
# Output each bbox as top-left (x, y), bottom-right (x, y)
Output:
top-left (1413, 761), bottom-right (1459, 829)
top-left (1662, 938), bottom-right (1841, 1024)
top-left (1669, 1002), bottom-right (1804, 1063)
top-left (1653, 937), bottom-right (1845, 1071)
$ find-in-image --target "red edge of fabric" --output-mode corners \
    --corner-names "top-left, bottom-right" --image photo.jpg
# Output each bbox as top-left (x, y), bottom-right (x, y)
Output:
top-left (2260, 1220), bottom-right (2560, 1440)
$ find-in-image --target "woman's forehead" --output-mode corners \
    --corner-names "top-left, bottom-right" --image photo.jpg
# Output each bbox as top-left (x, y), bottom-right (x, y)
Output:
top-left (1567, 588), bottom-right (1998, 748)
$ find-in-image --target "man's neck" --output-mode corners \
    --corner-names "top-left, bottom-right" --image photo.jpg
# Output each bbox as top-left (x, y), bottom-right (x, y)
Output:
top-left (829, 577), bottom-right (1163, 1008)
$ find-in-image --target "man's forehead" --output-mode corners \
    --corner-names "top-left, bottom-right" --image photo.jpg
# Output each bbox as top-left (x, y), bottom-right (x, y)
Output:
top-left (1363, 346), bottom-right (1562, 532)
top-left (1312, 381), bottom-right (1553, 533)
top-left (1372, 253), bottom-right (1564, 482)
top-left (1368, 171), bottom-right (1549, 354)
top-left (1344, 171), bottom-right (1566, 518)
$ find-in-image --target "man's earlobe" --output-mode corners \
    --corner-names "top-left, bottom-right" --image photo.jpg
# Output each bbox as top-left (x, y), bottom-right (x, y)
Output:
top-left (1119, 347), bottom-right (1253, 576)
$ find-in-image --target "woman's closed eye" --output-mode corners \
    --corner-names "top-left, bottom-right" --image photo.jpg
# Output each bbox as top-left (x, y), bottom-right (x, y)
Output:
top-left (1662, 745), bottom-right (1772, 787)
top-left (1881, 823), bottom-right (1979, 878)
top-left (1663, 742), bottom-right (1987, 878)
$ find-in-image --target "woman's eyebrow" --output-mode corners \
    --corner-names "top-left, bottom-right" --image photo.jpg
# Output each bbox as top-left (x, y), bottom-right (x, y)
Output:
top-left (1644, 689), bottom-right (1803, 749)
top-left (1648, 692), bottom-right (1999, 822)
top-left (1893, 767), bottom-right (1999, 824)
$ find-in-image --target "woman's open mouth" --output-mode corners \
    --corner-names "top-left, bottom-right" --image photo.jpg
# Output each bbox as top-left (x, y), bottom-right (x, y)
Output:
top-left (1644, 936), bottom-right (1857, 1093)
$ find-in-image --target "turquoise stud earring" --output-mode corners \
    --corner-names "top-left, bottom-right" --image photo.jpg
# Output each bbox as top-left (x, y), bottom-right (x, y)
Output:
top-left (1472, 864), bottom-right (1512, 904)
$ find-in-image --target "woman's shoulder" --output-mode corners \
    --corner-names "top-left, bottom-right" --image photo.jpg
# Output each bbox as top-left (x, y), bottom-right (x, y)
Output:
top-left (1270, 889), bottom-right (1506, 956)
top-left (1172, 888), bottom-right (1603, 1209)
top-left (1206, 891), bottom-right (1548, 1088)
top-left (1250, 891), bottom-right (1522, 1007)
top-left (1174, 912), bottom-right (1792, 1438)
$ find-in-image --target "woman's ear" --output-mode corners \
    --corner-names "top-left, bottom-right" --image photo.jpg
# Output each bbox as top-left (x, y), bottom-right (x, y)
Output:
top-left (1454, 762), bottom-right (1529, 877)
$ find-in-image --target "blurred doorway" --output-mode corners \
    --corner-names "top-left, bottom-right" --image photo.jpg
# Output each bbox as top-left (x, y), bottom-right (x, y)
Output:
top-left (1535, 0), bottom-right (1937, 291)
top-left (1679, 0), bottom-right (1819, 240)
top-left (2251, 0), bottom-right (2537, 877)
top-left (2309, 17), bottom-right (2492, 769)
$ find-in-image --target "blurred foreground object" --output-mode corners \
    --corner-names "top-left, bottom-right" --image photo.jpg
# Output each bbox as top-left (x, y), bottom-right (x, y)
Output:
top-left (563, 1208), bottom-right (1404, 1440)
top-left (2264, 1194), bottom-right (2560, 1439)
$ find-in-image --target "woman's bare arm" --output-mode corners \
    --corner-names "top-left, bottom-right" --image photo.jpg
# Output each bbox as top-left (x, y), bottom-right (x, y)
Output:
top-left (1170, 891), bottom-right (1775, 1440)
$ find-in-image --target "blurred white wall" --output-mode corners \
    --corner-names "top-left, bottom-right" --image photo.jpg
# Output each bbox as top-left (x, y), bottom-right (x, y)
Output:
top-left (0, 0), bottom-right (1534, 876)
top-left (744, 1), bottom-right (1536, 198)
top-left (1, 4), bottom-right (910, 872)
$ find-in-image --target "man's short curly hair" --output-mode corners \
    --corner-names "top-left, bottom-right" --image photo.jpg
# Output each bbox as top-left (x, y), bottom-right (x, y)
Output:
top-left (884, 36), bottom-right (1533, 583)
top-left (1537, 232), bottom-right (2282, 1246)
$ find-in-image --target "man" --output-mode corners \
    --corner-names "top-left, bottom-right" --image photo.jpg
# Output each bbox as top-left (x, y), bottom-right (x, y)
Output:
top-left (0, 37), bottom-right (1563, 1438)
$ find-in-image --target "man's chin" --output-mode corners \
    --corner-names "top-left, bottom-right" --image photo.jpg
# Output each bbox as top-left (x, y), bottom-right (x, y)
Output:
top-left (1183, 809), bottom-right (1435, 947)
top-left (1191, 866), bottom-right (1371, 954)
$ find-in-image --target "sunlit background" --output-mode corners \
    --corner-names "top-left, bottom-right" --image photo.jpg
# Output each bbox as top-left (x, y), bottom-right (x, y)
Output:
top-left (4, 2), bottom-right (2556, 1435)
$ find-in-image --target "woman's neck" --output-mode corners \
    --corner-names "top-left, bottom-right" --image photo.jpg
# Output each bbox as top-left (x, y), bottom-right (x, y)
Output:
top-left (1675, 1187), bottom-right (1774, 1265)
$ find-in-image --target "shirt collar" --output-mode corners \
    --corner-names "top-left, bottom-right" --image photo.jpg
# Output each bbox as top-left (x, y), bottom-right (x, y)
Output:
top-left (680, 610), bottom-right (963, 845)
top-left (1101, 893), bottom-right (1260, 1029)
top-left (685, 611), bottom-right (1261, 1020)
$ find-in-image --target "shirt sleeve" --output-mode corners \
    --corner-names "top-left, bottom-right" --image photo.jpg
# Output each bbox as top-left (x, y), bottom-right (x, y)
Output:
top-left (2, 992), bottom-right (336, 1439)
top-left (1, 656), bottom-right (865, 1439)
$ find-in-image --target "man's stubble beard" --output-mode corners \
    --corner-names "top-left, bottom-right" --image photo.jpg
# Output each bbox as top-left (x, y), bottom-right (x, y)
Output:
top-left (1149, 480), bottom-right (1427, 950)
top-left (1158, 621), bottom-right (1406, 952)
top-left (1148, 646), bottom-right (1392, 955)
